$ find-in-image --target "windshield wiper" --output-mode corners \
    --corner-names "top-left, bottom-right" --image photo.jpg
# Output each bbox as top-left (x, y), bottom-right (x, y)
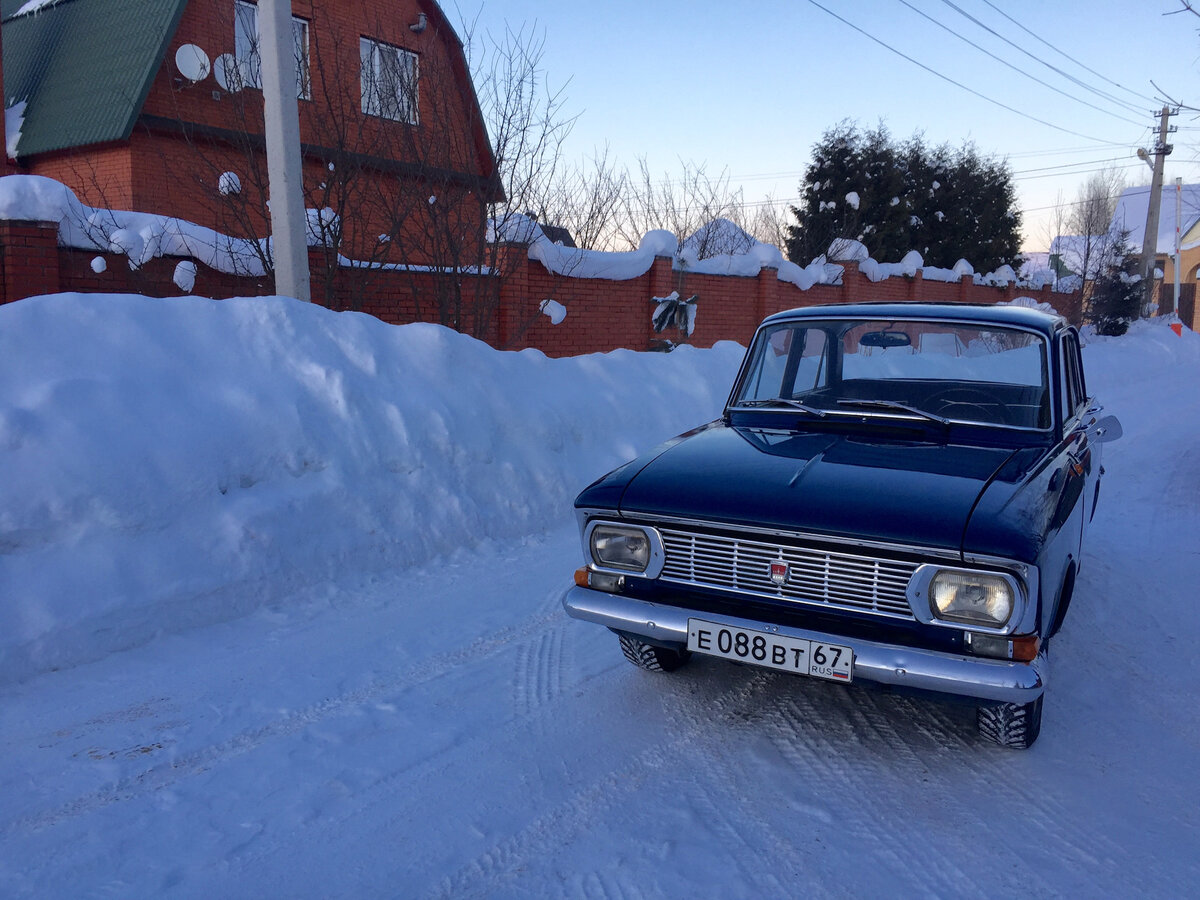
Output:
top-left (835, 399), bottom-right (949, 426)
top-left (733, 398), bottom-right (828, 417)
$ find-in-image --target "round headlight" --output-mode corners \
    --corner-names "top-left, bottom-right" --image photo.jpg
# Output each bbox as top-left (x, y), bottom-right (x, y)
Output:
top-left (590, 524), bottom-right (652, 572)
top-left (928, 570), bottom-right (1014, 628)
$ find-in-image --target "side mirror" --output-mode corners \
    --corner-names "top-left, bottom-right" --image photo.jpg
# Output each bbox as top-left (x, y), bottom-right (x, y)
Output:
top-left (1089, 415), bottom-right (1122, 443)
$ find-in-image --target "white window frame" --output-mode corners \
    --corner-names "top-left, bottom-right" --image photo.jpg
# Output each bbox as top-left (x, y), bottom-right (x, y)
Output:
top-left (360, 37), bottom-right (419, 124)
top-left (234, 0), bottom-right (311, 100)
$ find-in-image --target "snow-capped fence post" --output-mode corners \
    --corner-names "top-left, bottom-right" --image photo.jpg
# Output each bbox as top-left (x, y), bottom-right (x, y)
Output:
top-left (648, 254), bottom-right (674, 346)
top-left (0, 220), bottom-right (60, 305)
top-left (755, 265), bottom-right (779, 324)
top-left (494, 240), bottom-right (530, 349)
top-left (306, 247), bottom-right (330, 306)
top-left (839, 260), bottom-right (859, 304)
top-left (908, 267), bottom-right (923, 302)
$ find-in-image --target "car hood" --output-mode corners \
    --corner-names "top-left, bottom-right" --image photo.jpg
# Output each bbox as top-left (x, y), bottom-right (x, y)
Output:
top-left (607, 424), bottom-right (1025, 553)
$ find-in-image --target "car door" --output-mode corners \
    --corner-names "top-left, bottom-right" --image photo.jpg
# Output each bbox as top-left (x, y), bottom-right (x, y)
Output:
top-left (1059, 328), bottom-right (1096, 555)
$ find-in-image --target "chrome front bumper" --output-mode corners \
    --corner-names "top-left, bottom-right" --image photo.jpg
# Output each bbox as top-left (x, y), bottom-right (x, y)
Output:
top-left (562, 585), bottom-right (1045, 705)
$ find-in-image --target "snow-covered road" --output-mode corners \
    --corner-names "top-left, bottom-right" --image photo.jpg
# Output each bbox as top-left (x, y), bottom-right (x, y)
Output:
top-left (1, 297), bottom-right (1198, 897)
top-left (3, 433), bottom-right (1198, 897)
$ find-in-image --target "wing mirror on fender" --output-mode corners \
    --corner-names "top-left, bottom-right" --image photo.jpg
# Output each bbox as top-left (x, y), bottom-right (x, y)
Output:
top-left (1089, 415), bottom-right (1122, 443)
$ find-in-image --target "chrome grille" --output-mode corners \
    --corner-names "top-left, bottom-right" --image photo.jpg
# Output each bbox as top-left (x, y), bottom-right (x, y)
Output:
top-left (659, 528), bottom-right (918, 620)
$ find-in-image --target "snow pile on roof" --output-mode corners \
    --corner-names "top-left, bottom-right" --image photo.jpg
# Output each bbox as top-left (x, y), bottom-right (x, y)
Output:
top-left (5, 102), bottom-right (26, 159)
top-left (1110, 183), bottom-right (1200, 254)
top-left (1019, 251), bottom-right (1056, 287)
top-left (0, 293), bottom-right (744, 683)
top-left (14, 0), bottom-right (64, 16)
top-left (1049, 234), bottom-right (1111, 280)
top-left (681, 218), bottom-right (757, 259)
top-left (977, 264), bottom-right (1018, 287)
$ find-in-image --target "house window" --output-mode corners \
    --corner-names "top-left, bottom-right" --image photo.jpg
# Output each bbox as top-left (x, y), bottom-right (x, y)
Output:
top-left (233, 1), bottom-right (310, 100)
top-left (360, 38), bottom-right (418, 124)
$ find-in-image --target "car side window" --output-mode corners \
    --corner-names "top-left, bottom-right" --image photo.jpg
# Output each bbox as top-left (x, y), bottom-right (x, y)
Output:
top-left (1061, 332), bottom-right (1086, 421)
top-left (741, 327), bottom-right (828, 402)
top-left (1071, 331), bottom-right (1087, 403)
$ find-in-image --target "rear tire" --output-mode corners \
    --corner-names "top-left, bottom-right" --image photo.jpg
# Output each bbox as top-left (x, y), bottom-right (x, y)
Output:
top-left (617, 634), bottom-right (691, 672)
top-left (977, 694), bottom-right (1043, 749)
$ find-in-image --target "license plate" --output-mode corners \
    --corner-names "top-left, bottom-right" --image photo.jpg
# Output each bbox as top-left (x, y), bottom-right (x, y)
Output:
top-left (687, 619), bottom-right (853, 683)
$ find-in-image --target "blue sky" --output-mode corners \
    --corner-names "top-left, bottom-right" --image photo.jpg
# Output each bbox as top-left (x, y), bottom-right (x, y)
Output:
top-left (458, 0), bottom-right (1200, 253)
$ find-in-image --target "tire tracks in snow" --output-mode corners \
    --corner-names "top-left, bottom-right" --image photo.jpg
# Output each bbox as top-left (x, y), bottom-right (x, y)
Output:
top-left (424, 668), bottom-right (780, 900)
top-left (0, 588), bottom-right (572, 838)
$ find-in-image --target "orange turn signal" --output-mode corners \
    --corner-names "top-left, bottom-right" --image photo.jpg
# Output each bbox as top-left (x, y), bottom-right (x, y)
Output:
top-left (574, 567), bottom-right (589, 587)
top-left (1011, 635), bottom-right (1040, 662)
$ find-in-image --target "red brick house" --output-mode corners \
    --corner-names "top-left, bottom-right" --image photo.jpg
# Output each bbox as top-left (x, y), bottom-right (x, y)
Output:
top-left (2, 0), bottom-right (502, 281)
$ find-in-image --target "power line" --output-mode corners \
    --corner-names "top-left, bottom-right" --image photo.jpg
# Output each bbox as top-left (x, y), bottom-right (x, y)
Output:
top-left (1011, 156), bottom-right (1133, 176)
top-left (1015, 162), bottom-right (1144, 181)
top-left (976, 0), bottom-right (1162, 108)
top-left (1019, 185), bottom-right (1152, 215)
top-left (1004, 140), bottom-right (1147, 160)
top-left (801, 0), bottom-right (1126, 144)
top-left (936, 0), bottom-right (1151, 117)
top-left (894, 0), bottom-right (1145, 126)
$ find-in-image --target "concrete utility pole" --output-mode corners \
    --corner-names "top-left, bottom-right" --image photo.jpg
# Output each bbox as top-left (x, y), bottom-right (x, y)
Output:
top-left (1138, 107), bottom-right (1173, 316)
top-left (259, 0), bottom-right (310, 302)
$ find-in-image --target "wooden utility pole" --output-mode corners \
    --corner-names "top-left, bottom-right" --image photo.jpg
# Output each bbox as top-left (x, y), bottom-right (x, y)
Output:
top-left (260, 0), bottom-right (311, 302)
top-left (1138, 107), bottom-right (1173, 316)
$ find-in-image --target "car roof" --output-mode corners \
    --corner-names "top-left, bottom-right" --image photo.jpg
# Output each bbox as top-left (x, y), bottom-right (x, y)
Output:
top-left (761, 302), bottom-right (1066, 337)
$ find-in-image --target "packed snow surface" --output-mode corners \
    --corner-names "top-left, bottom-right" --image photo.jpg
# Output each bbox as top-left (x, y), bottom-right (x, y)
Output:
top-left (0, 294), bottom-right (1197, 897)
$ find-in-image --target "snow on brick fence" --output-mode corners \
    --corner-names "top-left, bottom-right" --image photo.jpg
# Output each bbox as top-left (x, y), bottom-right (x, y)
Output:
top-left (0, 224), bottom-right (1089, 355)
top-left (0, 176), bottom-right (1107, 355)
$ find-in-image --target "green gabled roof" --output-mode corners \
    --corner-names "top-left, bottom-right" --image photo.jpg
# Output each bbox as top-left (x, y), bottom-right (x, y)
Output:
top-left (3, 0), bottom-right (187, 158)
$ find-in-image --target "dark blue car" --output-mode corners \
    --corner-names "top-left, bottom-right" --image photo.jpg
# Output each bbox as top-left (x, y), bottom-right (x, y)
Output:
top-left (563, 303), bottom-right (1121, 748)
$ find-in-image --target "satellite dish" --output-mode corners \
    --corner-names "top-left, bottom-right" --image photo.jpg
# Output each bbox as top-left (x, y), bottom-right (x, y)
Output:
top-left (213, 53), bottom-right (243, 92)
top-left (175, 44), bottom-right (211, 82)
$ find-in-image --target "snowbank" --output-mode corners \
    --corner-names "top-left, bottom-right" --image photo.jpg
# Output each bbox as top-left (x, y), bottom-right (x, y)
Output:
top-left (0, 293), bottom-right (744, 684)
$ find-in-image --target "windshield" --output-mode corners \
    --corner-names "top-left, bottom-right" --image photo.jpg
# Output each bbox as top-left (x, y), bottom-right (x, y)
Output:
top-left (731, 318), bottom-right (1050, 430)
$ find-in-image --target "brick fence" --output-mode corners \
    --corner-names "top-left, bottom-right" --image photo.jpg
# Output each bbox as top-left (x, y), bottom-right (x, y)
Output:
top-left (0, 218), bottom-right (1095, 355)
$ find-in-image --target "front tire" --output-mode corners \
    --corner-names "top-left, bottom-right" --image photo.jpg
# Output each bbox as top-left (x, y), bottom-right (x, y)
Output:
top-left (617, 634), bottom-right (691, 672)
top-left (977, 694), bottom-right (1044, 749)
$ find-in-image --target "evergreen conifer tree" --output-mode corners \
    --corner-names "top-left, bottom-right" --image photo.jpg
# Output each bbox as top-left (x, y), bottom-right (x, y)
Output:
top-left (786, 123), bottom-right (1022, 272)
top-left (1086, 230), bottom-right (1143, 336)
